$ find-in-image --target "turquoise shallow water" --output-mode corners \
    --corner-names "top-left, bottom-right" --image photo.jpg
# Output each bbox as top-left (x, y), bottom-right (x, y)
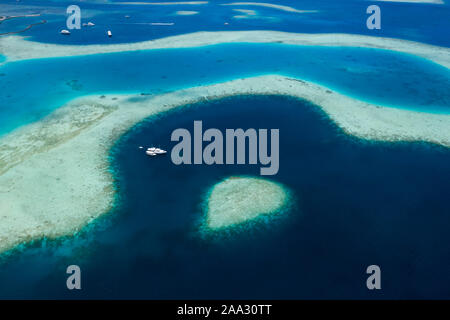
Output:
top-left (0, 43), bottom-right (449, 135)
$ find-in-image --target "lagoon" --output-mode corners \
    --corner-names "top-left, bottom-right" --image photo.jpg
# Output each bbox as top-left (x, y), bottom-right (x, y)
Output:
top-left (1, 94), bottom-right (450, 299)
top-left (1, 42), bottom-right (449, 135)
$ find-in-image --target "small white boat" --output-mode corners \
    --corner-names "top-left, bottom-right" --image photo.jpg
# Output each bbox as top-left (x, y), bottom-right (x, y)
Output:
top-left (146, 147), bottom-right (167, 156)
top-left (60, 29), bottom-right (70, 35)
top-left (87, 22), bottom-right (95, 26)
top-left (107, 30), bottom-right (112, 37)
top-left (154, 148), bottom-right (167, 154)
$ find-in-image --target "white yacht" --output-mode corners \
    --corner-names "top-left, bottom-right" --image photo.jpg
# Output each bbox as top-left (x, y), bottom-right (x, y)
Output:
top-left (154, 148), bottom-right (167, 154)
top-left (60, 29), bottom-right (70, 35)
top-left (107, 30), bottom-right (112, 37)
top-left (146, 147), bottom-right (167, 156)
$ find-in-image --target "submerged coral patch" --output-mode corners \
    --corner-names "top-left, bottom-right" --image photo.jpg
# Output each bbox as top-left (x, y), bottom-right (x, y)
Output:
top-left (203, 176), bottom-right (292, 230)
top-left (1, 75), bottom-right (450, 253)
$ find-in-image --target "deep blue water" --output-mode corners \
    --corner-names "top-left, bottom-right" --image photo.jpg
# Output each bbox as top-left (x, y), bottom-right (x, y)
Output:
top-left (1, 0), bottom-right (449, 47)
top-left (1, 42), bottom-right (449, 135)
top-left (0, 95), bottom-right (450, 299)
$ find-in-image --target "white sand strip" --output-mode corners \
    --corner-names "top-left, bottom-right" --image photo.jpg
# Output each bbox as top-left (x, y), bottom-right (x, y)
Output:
top-left (0, 31), bottom-right (449, 68)
top-left (175, 10), bottom-right (200, 15)
top-left (233, 9), bottom-right (257, 15)
top-left (221, 2), bottom-right (317, 13)
top-left (1, 75), bottom-right (450, 253)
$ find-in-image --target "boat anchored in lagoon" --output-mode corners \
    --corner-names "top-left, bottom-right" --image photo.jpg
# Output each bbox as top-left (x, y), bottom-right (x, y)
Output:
top-left (146, 147), bottom-right (167, 156)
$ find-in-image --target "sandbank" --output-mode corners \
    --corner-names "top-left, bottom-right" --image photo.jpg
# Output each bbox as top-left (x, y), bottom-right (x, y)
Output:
top-left (0, 31), bottom-right (449, 69)
top-left (204, 176), bottom-right (290, 230)
top-left (175, 10), bottom-right (200, 15)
